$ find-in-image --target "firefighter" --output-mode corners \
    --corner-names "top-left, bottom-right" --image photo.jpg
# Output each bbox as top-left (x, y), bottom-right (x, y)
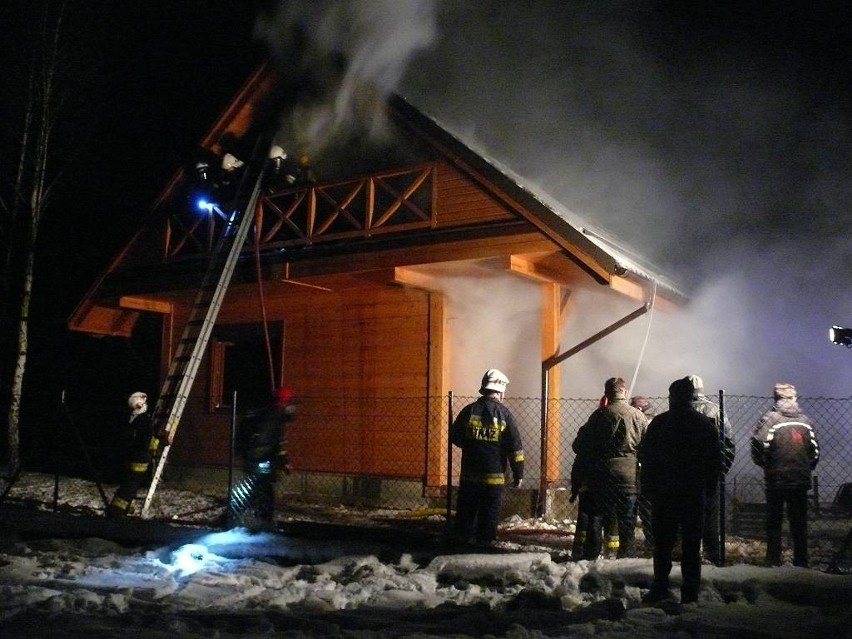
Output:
top-left (570, 395), bottom-right (609, 560)
top-left (230, 386), bottom-right (297, 530)
top-left (450, 369), bottom-right (524, 548)
top-left (106, 391), bottom-right (155, 517)
top-left (572, 377), bottom-right (648, 558)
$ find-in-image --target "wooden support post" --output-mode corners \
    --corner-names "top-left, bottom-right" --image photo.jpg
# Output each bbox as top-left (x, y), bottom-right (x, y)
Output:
top-left (540, 283), bottom-right (562, 487)
top-left (425, 292), bottom-right (449, 491)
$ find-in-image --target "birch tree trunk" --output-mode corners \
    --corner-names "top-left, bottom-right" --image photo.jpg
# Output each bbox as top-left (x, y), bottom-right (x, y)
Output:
top-left (6, 245), bottom-right (35, 478)
top-left (1, 0), bottom-right (67, 487)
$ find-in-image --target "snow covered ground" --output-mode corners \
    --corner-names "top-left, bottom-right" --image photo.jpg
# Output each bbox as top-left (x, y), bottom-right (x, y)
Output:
top-left (1, 473), bottom-right (851, 638)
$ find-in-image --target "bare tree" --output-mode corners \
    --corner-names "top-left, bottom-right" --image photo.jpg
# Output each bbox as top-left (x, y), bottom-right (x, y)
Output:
top-left (0, 0), bottom-right (74, 486)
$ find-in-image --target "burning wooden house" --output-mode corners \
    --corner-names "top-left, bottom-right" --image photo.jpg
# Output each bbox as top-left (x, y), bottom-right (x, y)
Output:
top-left (68, 62), bottom-right (684, 513)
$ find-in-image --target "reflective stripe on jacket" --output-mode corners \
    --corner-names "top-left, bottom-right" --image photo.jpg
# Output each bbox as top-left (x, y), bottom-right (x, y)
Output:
top-left (751, 400), bottom-right (819, 490)
top-left (451, 396), bottom-right (524, 485)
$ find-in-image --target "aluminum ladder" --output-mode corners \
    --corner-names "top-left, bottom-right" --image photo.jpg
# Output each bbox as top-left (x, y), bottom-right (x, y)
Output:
top-left (140, 147), bottom-right (269, 518)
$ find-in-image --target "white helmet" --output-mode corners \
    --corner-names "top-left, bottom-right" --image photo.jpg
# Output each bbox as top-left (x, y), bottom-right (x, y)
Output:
top-left (221, 152), bottom-right (244, 172)
top-left (128, 391), bottom-right (147, 410)
top-left (480, 368), bottom-right (509, 395)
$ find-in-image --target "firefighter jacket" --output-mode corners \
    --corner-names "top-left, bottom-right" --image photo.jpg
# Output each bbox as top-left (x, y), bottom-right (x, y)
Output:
top-left (239, 403), bottom-right (293, 468)
top-left (572, 398), bottom-right (648, 495)
top-left (638, 405), bottom-right (722, 500)
top-left (691, 394), bottom-right (736, 474)
top-left (126, 411), bottom-right (154, 460)
top-left (451, 396), bottom-right (524, 486)
top-left (751, 399), bottom-right (819, 490)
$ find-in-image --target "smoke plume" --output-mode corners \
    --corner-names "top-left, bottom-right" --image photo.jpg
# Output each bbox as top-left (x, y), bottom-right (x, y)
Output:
top-left (399, 1), bottom-right (852, 398)
top-left (255, 1), bottom-right (852, 399)
top-left (254, 0), bottom-right (437, 162)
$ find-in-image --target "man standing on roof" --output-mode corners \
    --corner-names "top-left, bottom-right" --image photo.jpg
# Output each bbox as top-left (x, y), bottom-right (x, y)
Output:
top-left (573, 377), bottom-right (648, 558)
top-left (106, 392), bottom-right (155, 518)
top-left (687, 374), bottom-right (736, 565)
top-left (451, 369), bottom-right (524, 548)
top-left (751, 382), bottom-right (820, 567)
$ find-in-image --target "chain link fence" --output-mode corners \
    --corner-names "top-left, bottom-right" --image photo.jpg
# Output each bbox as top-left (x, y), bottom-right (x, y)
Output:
top-left (15, 392), bottom-right (852, 571)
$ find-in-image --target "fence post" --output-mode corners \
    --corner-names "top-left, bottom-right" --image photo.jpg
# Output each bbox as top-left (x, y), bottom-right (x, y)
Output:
top-left (718, 389), bottom-right (727, 566)
top-left (446, 391), bottom-right (454, 530)
top-left (227, 390), bottom-right (237, 528)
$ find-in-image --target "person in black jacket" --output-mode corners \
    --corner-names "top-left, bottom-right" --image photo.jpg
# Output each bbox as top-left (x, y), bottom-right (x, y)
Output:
top-left (639, 377), bottom-right (722, 604)
top-left (451, 369), bottom-right (524, 548)
top-left (570, 395), bottom-right (609, 560)
top-left (232, 387), bottom-right (297, 530)
top-left (751, 382), bottom-right (820, 567)
top-left (106, 392), bottom-right (155, 517)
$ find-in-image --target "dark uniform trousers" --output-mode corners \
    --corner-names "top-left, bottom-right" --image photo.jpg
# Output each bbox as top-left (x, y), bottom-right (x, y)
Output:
top-left (572, 491), bottom-right (603, 560)
top-left (107, 450), bottom-right (151, 517)
top-left (455, 482), bottom-right (504, 546)
top-left (651, 492), bottom-right (706, 602)
top-left (766, 487), bottom-right (809, 566)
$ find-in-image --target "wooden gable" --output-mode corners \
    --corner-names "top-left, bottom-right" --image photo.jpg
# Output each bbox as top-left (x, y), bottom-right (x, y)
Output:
top-left (69, 64), bottom-right (681, 338)
top-left (65, 62), bottom-right (684, 488)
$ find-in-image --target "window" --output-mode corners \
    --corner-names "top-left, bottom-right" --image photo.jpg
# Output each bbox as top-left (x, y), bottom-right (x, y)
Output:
top-left (208, 322), bottom-right (283, 412)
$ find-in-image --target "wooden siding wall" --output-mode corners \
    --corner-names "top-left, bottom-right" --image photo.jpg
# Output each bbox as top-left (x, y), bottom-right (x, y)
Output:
top-left (283, 287), bottom-right (431, 479)
top-left (434, 162), bottom-right (518, 226)
top-left (166, 285), bottom-right (440, 483)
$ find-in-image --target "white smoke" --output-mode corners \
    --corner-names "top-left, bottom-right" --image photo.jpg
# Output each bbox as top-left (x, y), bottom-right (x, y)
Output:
top-left (254, 0), bottom-right (437, 157)
top-left (398, 1), bottom-right (852, 399)
top-left (252, 1), bottom-right (852, 399)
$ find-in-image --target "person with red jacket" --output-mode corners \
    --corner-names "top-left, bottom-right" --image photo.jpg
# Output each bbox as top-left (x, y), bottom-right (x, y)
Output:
top-left (751, 382), bottom-right (820, 567)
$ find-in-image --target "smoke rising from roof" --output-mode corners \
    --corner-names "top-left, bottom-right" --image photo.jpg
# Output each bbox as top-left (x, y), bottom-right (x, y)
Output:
top-left (255, 1), bottom-right (852, 398)
top-left (396, 2), bottom-right (851, 398)
top-left (254, 0), bottom-right (436, 163)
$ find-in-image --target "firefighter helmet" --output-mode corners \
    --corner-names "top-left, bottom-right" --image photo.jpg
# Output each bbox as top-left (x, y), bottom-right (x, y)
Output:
top-left (274, 386), bottom-right (295, 407)
top-left (479, 368), bottom-right (509, 395)
top-left (128, 391), bottom-right (147, 410)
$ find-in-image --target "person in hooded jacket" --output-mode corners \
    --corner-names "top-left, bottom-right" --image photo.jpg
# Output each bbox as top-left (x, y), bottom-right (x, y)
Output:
top-left (687, 374), bottom-right (736, 565)
top-left (751, 382), bottom-right (820, 567)
top-left (451, 369), bottom-right (524, 548)
top-left (639, 377), bottom-right (722, 604)
top-left (106, 391), bottom-right (155, 517)
top-left (572, 377), bottom-right (648, 558)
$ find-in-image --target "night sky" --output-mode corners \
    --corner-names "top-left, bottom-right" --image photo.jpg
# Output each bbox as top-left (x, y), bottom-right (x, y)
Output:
top-left (3, 0), bottom-right (851, 451)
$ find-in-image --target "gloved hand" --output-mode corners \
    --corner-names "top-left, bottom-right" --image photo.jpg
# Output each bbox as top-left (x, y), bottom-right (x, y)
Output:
top-left (512, 478), bottom-right (523, 488)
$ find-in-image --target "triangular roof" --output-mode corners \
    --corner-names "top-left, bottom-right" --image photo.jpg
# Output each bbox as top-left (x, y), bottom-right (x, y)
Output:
top-left (387, 94), bottom-right (686, 299)
top-left (69, 63), bottom-right (685, 336)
